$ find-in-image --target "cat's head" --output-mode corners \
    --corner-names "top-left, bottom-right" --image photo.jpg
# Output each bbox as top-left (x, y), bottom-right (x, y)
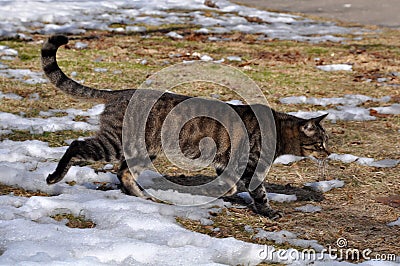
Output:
top-left (298, 113), bottom-right (330, 159)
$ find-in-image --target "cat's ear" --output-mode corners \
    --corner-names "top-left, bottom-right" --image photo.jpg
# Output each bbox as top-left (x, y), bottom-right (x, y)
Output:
top-left (311, 113), bottom-right (328, 124)
top-left (300, 114), bottom-right (328, 137)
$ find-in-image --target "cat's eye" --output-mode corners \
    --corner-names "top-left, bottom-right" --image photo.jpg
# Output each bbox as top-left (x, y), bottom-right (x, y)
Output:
top-left (316, 143), bottom-right (325, 150)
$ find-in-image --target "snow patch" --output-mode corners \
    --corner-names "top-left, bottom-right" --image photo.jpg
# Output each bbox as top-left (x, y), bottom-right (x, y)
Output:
top-left (295, 204), bottom-right (322, 213)
top-left (280, 94), bottom-right (390, 107)
top-left (226, 56), bottom-right (242, 62)
top-left (0, 69), bottom-right (47, 84)
top-left (0, 0), bottom-right (364, 43)
top-left (237, 192), bottom-right (297, 203)
top-left (274, 155), bottom-right (306, 165)
top-left (0, 139), bottom-right (269, 265)
top-left (166, 31), bottom-right (183, 39)
top-left (372, 104), bottom-right (400, 115)
top-left (254, 229), bottom-right (324, 251)
top-left (305, 180), bottom-right (345, 193)
top-left (328, 153), bottom-right (400, 168)
top-left (1, 104), bottom-right (104, 134)
top-left (268, 193), bottom-right (297, 202)
top-left (225, 99), bottom-right (244, 105)
top-left (388, 217), bottom-right (400, 227)
top-left (0, 91), bottom-right (22, 100)
top-left (316, 64), bottom-right (352, 71)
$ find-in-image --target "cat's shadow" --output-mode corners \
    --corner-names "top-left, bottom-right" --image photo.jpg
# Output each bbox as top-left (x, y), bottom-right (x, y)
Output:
top-left (153, 174), bottom-right (325, 203)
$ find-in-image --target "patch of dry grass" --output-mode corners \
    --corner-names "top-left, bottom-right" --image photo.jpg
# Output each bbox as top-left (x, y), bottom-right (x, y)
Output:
top-left (0, 130), bottom-right (93, 147)
top-left (0, 183), bottom-right (48, 197)
top-left (52, 213), bottom-right (96, 229)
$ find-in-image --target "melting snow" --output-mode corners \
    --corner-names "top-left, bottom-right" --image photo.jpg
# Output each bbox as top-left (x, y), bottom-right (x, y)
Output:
top-left (0, 0), bottom-right (397, 264)
top-left (0, 91), bottom-right (22, 100)
top-left (0, 0), bottom-right (363, 42)
top-left (388, 217), bottom-right (400, 227)
top-left (237, 192), bottom-right (297, 203)
top-left (295, 204), bottom-right (322, 213)
top-left (0, 139), bottom-right (268, 265)
top-left (166, 31), bottom-right (184, 39)
top-left (226, 56), bottom-right (242, 62)
top-left (0, 139), bottom-right (344, 265)
top-left (225, 99), bottom-right (245, 105)
top-left (281, 94), bottom-right (398, 122)
top-left (274, 154), bottom-right (306, 165)
top-left (328, 153), bottom-right (400, 168)
top-left (268, 193), bottom-right (297, 203)
top-left (254, 229), bottom-right (324, 251)
top-left (305, 180), bottom-right (345, 193)
top-left (0, 45), bottom-right (18, 60)
top-left (372, 104), bottom-right (400, 115)
top-left (0, 104), bottom-right (104, 134)
top-left (0, 68), bottom-right (47, 84)
top-left (316, 64), bottom-right (353, 72)
top-left (280, 94), bottom-right (391, 106)
top-left (74, 41), bottom-right (88, 49)
top-left (289, 107), bottom-right (375, 122)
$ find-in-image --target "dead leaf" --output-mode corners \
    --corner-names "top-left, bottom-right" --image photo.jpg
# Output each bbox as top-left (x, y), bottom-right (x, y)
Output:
top-left (204, 0), bottom-right (218, 8)
top-left (391, 95), bottom-right (400, 103)
top-left (244, 16), bottom-right (266, 24)
top-left (376, 195), bottom-right (400, 208)
top-left (369, 109), bottom-right (393, 118)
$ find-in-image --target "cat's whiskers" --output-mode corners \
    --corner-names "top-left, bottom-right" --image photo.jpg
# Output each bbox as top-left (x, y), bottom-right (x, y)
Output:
top-left (317, 158), bottom-right (328, 181)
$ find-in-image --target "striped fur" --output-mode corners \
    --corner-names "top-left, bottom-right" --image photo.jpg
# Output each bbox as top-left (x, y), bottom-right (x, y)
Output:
top-left (41, 35), bottom-right (329, 219)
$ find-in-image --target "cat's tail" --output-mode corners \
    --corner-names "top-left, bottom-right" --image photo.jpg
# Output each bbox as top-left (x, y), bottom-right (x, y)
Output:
top-left (41, 35), bottom-right (110, 99)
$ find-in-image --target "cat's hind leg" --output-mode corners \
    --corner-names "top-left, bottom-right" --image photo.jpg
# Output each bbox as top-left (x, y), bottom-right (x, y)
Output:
top-left (241, 170), bottom-right (283, 220)
top-left (47, 138), bottom-right (113, 184)
top-left (214, 167), bottom-right (238, 197)
top-left (247, 183), bottom-right (282, 220)
top-left (117, 160), bottom-right (157, 201)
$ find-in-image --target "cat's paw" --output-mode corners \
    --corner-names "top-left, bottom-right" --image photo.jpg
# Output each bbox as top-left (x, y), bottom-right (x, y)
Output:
top-left (46, 173), bottom-right (63, 185)
top-left (251, 203), bottom-right (283, 220)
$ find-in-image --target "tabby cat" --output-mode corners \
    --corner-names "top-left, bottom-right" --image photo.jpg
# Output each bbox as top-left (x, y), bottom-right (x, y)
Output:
top-left (41, 35), bottom-right (330, 219)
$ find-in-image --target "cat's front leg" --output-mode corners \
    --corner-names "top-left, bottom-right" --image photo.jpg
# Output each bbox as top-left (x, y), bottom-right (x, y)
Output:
top-left (47, 140), bottom-right (86, 184)
top-left (47, 138), bottom-right (116, 185)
